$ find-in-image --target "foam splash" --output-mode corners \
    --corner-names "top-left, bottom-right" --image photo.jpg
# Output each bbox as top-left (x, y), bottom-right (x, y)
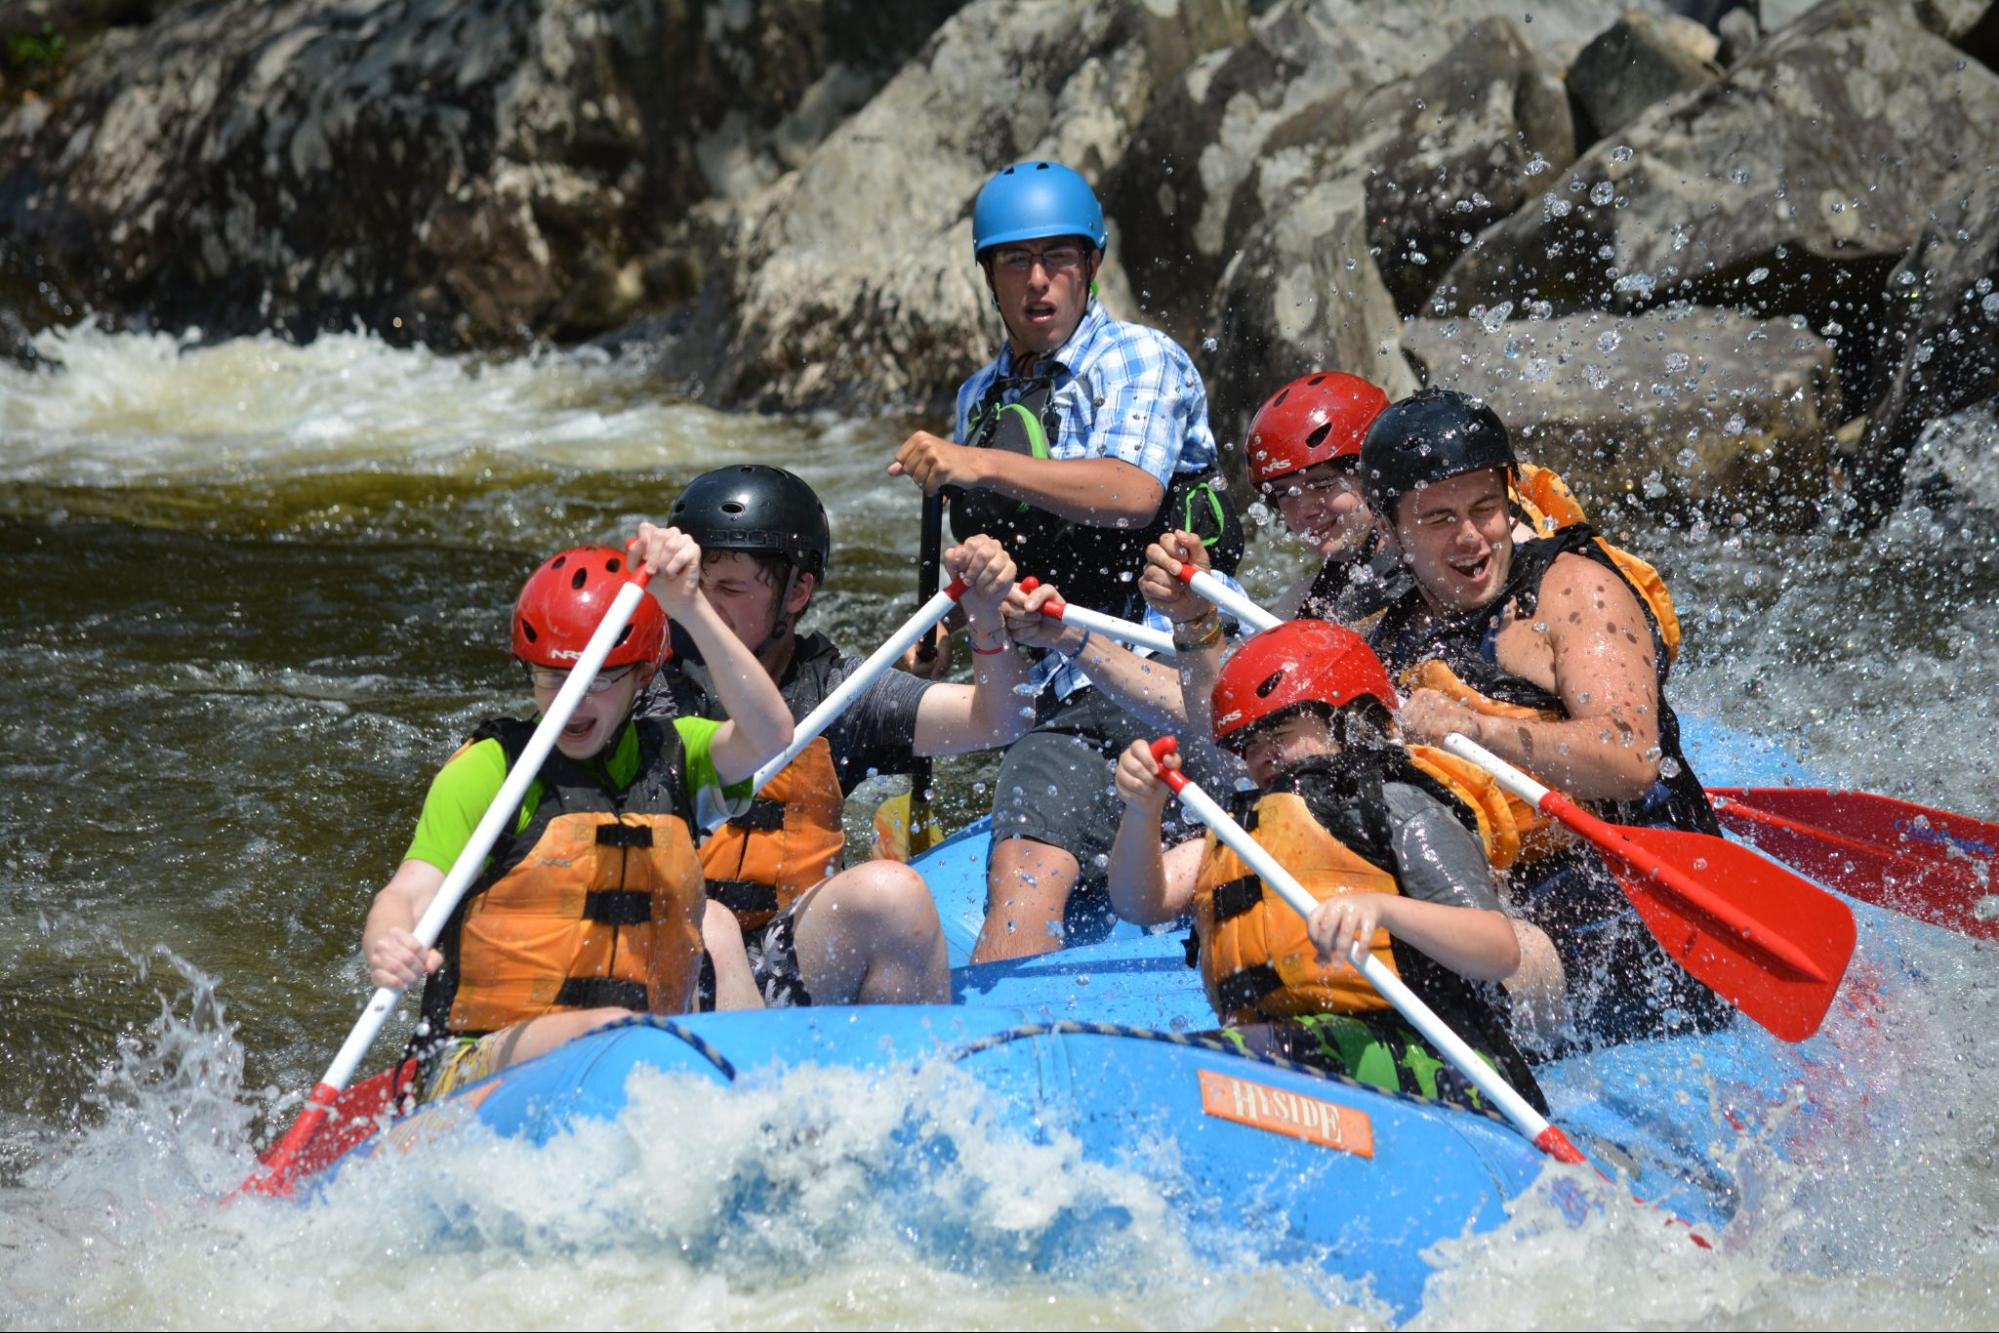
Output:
top-left (1, 974), bottom-right (1360, 1328)
top-left (1419, 913), bottom-right (1999, 1328)
top-left (0, 324), bottom-right (758, 483)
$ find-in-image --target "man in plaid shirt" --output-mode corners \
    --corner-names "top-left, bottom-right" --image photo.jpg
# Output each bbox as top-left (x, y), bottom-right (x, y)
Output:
top-left (891, 160), bottom-right (1242, 962)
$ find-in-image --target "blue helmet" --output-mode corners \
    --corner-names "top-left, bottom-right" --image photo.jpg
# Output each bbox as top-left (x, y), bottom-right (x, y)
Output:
top-left (971, 161), bottom-right (1107, 261)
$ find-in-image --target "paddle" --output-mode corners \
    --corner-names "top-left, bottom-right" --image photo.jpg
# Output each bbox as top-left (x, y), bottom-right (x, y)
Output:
top-left (873, 492), bottom-right (950, 861)
top-left (1016, 576), bottom-right (1177, 655)
top-left (1175, 563), bottom-right (1280, 633)
top-left (1147, 737), bottom-right (1585, 1164)
top-left (239, 567), bottom-right (657, 1198)
top-left (1707, 787), bottom-right (1999, 944)
top-left (761, 571), bottom-right (968, 790)
top-left (1442, 734), bottom-right (1857, 1043)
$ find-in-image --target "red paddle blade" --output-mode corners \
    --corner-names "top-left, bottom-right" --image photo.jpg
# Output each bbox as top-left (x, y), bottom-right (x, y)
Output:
top-left (234, 1060), bottom-right (415, 1199)
top-left (1585, 820), bottom-right (1857, 1042)
top-left (1710, 787), bottom-right (1999, 944)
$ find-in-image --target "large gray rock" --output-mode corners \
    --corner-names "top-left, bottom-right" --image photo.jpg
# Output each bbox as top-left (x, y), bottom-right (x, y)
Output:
top-left (1186, 13), bottom-right (1574, 434)
top-left (1399, 306), bottom-right (1842, 515)
top-left (1852, 173), bottom-right (1999, 518)
top-left (690, 0), bottom-right (1250, 416)
top-left (1101, 0), bottom-right (1597, 355)
top-left (1567, 10), bottom-right (1721, 146)
top-left (1436, 1), bottom-right (1999, 339)
top-left (0, 0), bottom-right (959, 347)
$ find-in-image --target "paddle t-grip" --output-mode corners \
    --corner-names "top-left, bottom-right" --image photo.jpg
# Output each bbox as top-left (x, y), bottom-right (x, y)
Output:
top-left (1148, 736), bottom-right (1189, 793)
top-left (1018, 575), bottom-right (1066, 617)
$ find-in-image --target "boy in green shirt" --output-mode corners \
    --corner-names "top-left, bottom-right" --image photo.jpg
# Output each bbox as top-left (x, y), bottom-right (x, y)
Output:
top-left (362, 525), bottom-right (792, 1100)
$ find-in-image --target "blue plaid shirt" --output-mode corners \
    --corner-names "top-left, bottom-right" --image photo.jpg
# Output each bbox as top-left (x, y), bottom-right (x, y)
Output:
top-left (957, 302), bottom-right (1223, 701)
top-left (954, 302), bottom-right (1218, 484)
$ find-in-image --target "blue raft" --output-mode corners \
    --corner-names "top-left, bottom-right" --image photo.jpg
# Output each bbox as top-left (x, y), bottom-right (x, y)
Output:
top-left (316, 720), bottom-right (1918, 1317)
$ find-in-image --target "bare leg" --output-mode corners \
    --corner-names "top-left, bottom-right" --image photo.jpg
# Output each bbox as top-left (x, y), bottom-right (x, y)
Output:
top-left (487, 1006), bottom-right (634, 1072)
top-left (790, 861), bottom-right (951, 1005)
top-left (972, 836), bottom-right (1077, 963)
top-left (702, 898), bottom-right (765, 1011)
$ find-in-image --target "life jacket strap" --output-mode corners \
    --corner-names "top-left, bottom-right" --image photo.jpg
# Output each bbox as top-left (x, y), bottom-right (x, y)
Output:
top-left (581, 889), bottom-right (652, 926)
top-left (594, 823), bottom-right (655, 848)
top-left (709, 879), bottom-right (781, 916)
top-left (1215, 963), bottom-right (1284, 1015)
top-left (727, 798), bottom-right (788, 834)
top-left (1209, 874), bottom-right (1263, 924)
top-left (553, 977), bottom-right (648, 1010)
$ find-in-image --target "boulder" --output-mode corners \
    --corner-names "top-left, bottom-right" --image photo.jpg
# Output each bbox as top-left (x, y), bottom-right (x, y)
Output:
top-left (1435, 1), bottom-right (1999, 403)
top-left (1852, 173), bottom-right (1999, 518)
top-left (1399, 305), bottom-right (1842, 515)
top-left (0, 0), bottom-right (960, 347)
top-left (690, 0), bottom-right (1251, 416)
top-left (1100, 0), bottom-right (1596, 355)
top-left (1190, 14), bottom-right (1575, 432)
top-left (1566, 10), bottom-right (1721, 146)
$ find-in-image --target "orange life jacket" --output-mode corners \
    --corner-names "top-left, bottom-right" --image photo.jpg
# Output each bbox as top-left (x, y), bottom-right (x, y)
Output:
top-left (699, 736), bottom-right (846, 932)
top-left (1405, 741), bottom-right (1534, 871)
top-left (419, 719), bottom-right (706, 1037)
top-left (1512, 463), bottom-right (1681, 662)
top-left (1194, 790), bottom-right (1404, 1026)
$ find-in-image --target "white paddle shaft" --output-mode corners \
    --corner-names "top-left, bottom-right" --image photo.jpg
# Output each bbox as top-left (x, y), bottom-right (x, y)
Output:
top-left (1047, 600), bottom-right (1175, 656)
top-left (1442, 733), bottom-right (1552, 807)
top-left (752, 581), bottom-right (966, 789)
top-left (1184, 568), bottom-right (1280, 633)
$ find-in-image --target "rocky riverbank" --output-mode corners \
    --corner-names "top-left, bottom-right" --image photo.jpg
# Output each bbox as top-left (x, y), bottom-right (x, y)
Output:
top-left (2, 0), bottom-right (1994, 520)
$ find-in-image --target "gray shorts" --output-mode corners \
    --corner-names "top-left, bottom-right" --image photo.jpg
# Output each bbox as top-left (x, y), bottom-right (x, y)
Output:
top-left (987, 686), bottom-right (1214, 905)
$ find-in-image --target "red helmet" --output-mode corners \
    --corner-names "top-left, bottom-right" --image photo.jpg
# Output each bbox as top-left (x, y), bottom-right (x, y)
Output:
top-left (1210, 620), bottom-right (1396, 752)
top-left (511, 546), bottom-right (667, 669)
top-left (1245, 372), bottom-right (1390, 490)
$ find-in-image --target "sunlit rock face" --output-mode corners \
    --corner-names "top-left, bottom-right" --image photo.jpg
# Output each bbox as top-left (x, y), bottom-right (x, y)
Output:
top-left (1431, 2), bottom-right (1999, 379)
top-left (1400, 307), bottom-right (1841, 518)
top-left (0, 0), bottom-right (1994, 519)
top-left (688, 0), bottom-right (1252, 417)
top-left (0, 0), bottom-right (960, 347)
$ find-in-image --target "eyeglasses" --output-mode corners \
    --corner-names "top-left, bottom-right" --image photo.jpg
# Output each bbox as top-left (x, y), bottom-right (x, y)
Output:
top-left (526, 663), bottom-right (639, 694)
top-left (990, 243), bottom-right (1088, 275)
top-left (1275, 470), bottom-right (1356, 500)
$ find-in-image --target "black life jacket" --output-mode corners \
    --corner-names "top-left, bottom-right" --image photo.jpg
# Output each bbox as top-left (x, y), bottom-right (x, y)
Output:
top-left (1298, 532), bottom-right (1413, 627)
top-left (1370, 525), bottom-right (1716, 837)
top-left (947, 371), bottom-right (1243, 619)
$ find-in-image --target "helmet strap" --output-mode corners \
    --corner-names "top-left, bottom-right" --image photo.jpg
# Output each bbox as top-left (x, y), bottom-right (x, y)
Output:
top-left (751, 563), bottom-right (805, 664)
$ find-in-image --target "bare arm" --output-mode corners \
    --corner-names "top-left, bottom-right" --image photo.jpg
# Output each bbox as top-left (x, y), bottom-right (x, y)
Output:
top-left (629, 523), bottom-right (794, 786)
top-left (911, 536), bottom-right (1036, 755)
top-left (1138, 532), bottom-right (1229, 763)
top-left (891, 430), bottom-right (1165, 526)
top-left (1000, 580), bottom-right (1188, 731)
top-left (1104, 740), bottom-right (1204, 925)
top-left (1307, 893), bottom-right (1522, 982)
top-left (362, 859), bottom-right (447, 990)
top-left (701, 900), bottom-right (764, 1011)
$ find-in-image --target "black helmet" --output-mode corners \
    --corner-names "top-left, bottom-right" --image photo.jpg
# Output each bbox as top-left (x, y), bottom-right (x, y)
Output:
top-left (667, 465), bottom-right (831, 579)
top-left (1359, 388), bottom-right (1516, 523)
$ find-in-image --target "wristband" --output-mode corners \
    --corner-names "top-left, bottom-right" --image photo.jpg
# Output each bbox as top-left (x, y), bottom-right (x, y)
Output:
top-left (969, 625), bottom-right (1009, 656)
top-left (1058, 628), bottom-right (1093, 658)
top-left (1173, 618), bottom-right (1224, 652)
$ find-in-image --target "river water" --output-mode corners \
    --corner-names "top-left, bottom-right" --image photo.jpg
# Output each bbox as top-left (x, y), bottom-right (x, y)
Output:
top-left (0, 323), bottom-right (1994, 1327)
